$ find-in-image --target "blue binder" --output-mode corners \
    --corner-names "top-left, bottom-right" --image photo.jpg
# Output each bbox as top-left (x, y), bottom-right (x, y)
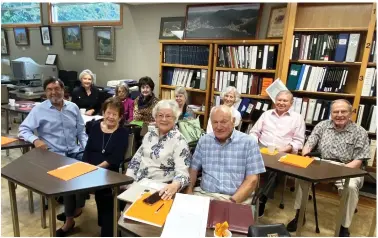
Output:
top-left (334, 34), bottom-right (349, 62)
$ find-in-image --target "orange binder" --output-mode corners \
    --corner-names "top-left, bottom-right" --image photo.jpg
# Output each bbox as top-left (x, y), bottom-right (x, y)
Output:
top-left (279, 154), bottom-right (314, 168)
top-left (47, 162), bottom-right (98, 181)
top-left (123, 192), bottom-right (173, 227)
top-left (260, 147), bottom-right (278, 155)
top-left (1, 136), bottom-right (19, 146)
top-left (260, 78), bottom-right (273, 96)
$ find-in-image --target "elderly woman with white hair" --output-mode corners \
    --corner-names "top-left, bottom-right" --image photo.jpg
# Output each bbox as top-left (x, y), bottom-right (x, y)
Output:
top-left (206, 86), bottom-right (241, 133)
top-left (126, 99), bottom-right (191, 200)
top-left (71, 69), bottom-right (101, 116)
top-left (175, 86), bottom-right (195, 120)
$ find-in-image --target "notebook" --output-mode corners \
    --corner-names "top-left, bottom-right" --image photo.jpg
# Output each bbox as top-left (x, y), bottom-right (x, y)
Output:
top-left (260, 147), bottom-right (278, 155)
top-left (1, 136), bottom-right (19, 146)
top-left (47, 162), bottom-right (98, 181)
top-left (123, 192), bottom-right (173, 227)
top-left (117, 179), bottom-right (167, 203)
top-left (207, 200), bottom-right (254, 234)
top-left (278, 154), bottom-right (314, 168)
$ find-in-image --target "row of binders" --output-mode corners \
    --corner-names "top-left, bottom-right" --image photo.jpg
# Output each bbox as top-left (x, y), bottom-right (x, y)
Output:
top-left (291, 33), bottom-right (361, 62)
top-left (291, 97), bottom-right (333, 125)
top-left (369, 34), bottom-right (377, 63)
top-left (162, 68), bottom-right (208, 90)
top-left (357, 104), bottom-right (377, 133)
top-left (163, 45), bottom-right (209, 66)
top-left (361, 68), bottom-right (377, 97)
top-left (287, 64), bottom-right (348, 93)
top-left (214, 70), bottom-right (273, 96)
top-left (217, 45), bottom-right (278, 69)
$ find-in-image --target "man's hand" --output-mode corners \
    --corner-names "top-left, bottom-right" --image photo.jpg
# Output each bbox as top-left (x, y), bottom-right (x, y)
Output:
top-left (278, 144), bottom-right (293, 153)
top-left (33, 139), bottom-right (48, 150)
top-left (85, 109), bottom-right (95, 116)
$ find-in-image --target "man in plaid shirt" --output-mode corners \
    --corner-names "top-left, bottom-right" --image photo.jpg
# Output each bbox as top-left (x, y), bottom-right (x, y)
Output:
top-left (186, 105), bottom-right (266, 204)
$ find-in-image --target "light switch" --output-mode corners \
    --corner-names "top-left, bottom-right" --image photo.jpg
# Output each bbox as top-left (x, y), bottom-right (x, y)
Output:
top-left (22, 47), bottom-right (26, 51)
top-left (73, 51), bottom-right (76, 55)
top-left (104, 62), bottom-right (108, 66)
top-left (46, 47), bottom-right (50, 51)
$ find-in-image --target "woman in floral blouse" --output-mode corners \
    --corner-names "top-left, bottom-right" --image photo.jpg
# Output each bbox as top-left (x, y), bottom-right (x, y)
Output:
top-left (126, 100), bottom-right (191, 200)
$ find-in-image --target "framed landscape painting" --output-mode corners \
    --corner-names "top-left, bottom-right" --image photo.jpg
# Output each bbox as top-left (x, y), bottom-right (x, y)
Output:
top-left (184, 3), bottom-right (262, 39)
top-left (267, 6), bottom-right (286, 38)
top-left (13, 27), bottom-right (29, 46)
top-left (62, 26), bottom-right (82, 50)
top-left (159, 17), bottom-right (185, 39)
top-left (94, 26), bottom-right (115, 61)
top-left (1, 29), bottom-right (9, 55)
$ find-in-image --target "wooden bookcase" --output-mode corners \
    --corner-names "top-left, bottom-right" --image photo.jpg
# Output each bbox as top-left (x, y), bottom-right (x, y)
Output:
top-left (280, 2), bottom-right (377, 171)
top-left (158, 40), bottom-right (214, 129)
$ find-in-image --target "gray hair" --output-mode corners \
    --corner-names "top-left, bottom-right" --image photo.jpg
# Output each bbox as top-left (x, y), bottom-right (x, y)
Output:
top-left (174, 86), bottom-right (188, 100)
top-left (115, 83), bottom-right (130, 97)
top-left (152, 100), bottom-right (181, 123)
top-left (331, 99), bottom-right (353, 112)
top-left (220, 86), bottom-right (241, 104)
top-left (276, 90), bottom-right (294, 102)
top-left (79, 69), bottom-right (94, 82)
top-left (210, 105), bottom-right (234, 121)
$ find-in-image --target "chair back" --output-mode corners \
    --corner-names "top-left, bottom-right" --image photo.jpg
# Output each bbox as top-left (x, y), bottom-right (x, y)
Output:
top-left (119, 132), bottom-right (135, 173)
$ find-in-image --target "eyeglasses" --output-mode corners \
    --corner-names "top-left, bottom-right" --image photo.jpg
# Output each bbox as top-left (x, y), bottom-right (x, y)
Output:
top-left (157, 114), bottom-right (174, 121)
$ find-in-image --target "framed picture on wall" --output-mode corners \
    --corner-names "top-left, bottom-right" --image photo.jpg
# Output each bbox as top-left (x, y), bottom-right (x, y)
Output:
top-left (13, 27), bottom-right (29, 46)
top-left (40, 25), bottom-right (52, 45)
top-left (159, 17), bottom-right (185, 39)
top-left (1, 29), bottom-right (9, 55)
top-left (184, 3), bottom-right (262, 39)
top-left (94, 26), bottom-right (115, 61)
top-left (267, 6), bottom-right (286, 38)
top-left (62, 25), bottom-right (82, 50)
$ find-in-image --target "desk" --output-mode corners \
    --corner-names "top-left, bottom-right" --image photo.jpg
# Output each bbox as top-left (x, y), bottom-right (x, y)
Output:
top-left (1, 148), bottom-right (134, 237)
top-left (9, 91), bottom-right (45, 100)
top-left (1, 102), bottom-right (34, 134)
top-left (262, 152), bottom-right (367, 236)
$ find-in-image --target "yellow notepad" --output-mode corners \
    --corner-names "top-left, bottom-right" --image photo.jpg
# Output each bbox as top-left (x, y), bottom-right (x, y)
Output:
top-left (47, 162), bottom-right (98, 181)
top-left (279, 154), bottom-right (314, 168)
top-left (260, 147), bottom-right (278, 155)
top-left (1, 136), bottom-right (19, 146)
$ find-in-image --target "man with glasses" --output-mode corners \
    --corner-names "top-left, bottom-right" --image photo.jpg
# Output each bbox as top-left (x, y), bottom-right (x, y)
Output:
top-left (186, 105), bottom-right (266, 204)
top-left (286, 99), bottom-right (370, 237)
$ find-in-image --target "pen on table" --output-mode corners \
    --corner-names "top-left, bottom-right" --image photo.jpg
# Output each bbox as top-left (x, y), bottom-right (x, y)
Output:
top-left (155, 203), bottom-right (164, 213)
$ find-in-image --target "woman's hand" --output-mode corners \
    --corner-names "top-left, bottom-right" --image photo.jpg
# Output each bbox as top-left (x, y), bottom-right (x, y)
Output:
top-left (85, 109), bottom-right (95, 116)
top-left (159, 182), bottom-right (181, 200)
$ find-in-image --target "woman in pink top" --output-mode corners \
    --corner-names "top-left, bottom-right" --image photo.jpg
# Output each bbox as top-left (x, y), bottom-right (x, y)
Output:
top-left (115, 83), bottom-right (134, 122)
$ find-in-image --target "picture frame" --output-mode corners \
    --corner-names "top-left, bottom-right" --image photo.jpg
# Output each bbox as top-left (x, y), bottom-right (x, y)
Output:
top-left (94, 26), bottom-right (115, 61)
top-left (45, 54), bottom-right (58, 65)
top-left (62, 25), bottom-right (82, 50)
top-left (267, 6), bottom-right (287, 38)
top-left (13, 27), bottom-right (29, 46)
top-left (1, 29), bottom-right (9, 55)
top-left (184, 3), bottom-right (262, 40)
top-left (40, 25), bottom-right (52, 45)
top-left (159, 17), bottom-right (185, 40)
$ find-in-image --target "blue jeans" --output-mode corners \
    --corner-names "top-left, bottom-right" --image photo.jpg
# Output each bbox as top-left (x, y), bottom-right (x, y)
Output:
top-left (66, 150), bottom-right (84, 161)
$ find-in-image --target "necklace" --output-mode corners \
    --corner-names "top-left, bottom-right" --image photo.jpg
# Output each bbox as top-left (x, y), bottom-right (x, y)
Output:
top-left (102, 132), bottom-right (114, 154)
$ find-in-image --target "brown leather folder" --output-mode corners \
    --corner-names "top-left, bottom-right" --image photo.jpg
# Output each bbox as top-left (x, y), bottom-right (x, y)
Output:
top-left (206, 199), bottom-right (254, 234)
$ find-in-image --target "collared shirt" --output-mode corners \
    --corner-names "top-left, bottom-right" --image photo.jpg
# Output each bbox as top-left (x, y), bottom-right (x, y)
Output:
top-left (126, 127), bottom-right (191, 188)
top-left (249, 109), bottom-right (305, 153)
top-left (191, 130), bottom-right (266, 195)
top-left (18, 100), bottom-right (87, 156)
top-left (206, 106), bottom-right (241, 133)
top-left (305, 120), bottom-right (370, 163)
top-left (71, 86), bottom-right (101, 114)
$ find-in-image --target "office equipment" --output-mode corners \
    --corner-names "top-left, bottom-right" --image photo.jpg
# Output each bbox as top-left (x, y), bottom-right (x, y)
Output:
top-left (11, 57), bottom-right (58, 81)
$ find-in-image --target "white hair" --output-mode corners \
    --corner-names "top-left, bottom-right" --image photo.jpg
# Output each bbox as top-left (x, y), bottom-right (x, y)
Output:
top-left (220, 86), bottom-right (241, 104)
top-left (210, 105), bottom-right (234, 121)
top-left (152, 100), bottom-right (181, 123)
top-left (331, 99), bottom-right (353, 112)
top-left (79, 69), bottom-right (94, 82)
top-left (276, 90), bottom-right (294, 102)
top-left (174, 86), bottom-right (188, 100)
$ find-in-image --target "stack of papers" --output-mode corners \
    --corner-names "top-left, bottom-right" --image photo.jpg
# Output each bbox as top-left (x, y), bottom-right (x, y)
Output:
top-left (279, 154), bottom-right (314, 168)
top-left (118, 178), bottom-right (167, 203)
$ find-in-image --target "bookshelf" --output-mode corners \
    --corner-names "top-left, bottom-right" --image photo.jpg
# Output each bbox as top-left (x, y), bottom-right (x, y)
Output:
top-left (281, 2), bottom-right (377, 170)
top-left (158, 40), bottom-right (214, 129)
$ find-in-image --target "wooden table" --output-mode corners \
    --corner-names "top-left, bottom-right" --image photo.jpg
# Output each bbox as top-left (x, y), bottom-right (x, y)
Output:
top-left (262, 152), bottom-right (368, 237)
top-left (1, 148), bottom-right (134, 237)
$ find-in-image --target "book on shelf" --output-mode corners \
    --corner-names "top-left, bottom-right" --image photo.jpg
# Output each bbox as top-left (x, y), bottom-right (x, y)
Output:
top-left (217, 45), bottom-right (278, 69)
top-left (291, 33), bottom-right (360, 62)
top-left (369, 34), bottom-right (376, 63)
top-left (161, 89), bottom-right (175, 100)
top-left (237, 99), bottom-right (272, 122)
top-left (361, 68), bottom-right (376, 97)
top-left (357, 104), bottom-right (377, 133)
top-left (287, 64), bottom-right (348, 93)
top-left (293, 96), bottom-right (332, 124)
top-left (162, 68), bottom-right (207, 90)
top-left (163, 45), bottom-right (209, 66)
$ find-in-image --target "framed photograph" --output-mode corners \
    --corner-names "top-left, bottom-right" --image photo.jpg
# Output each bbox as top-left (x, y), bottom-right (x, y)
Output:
top-left (159, 17), bottom-right (185, 39)
top-left (13, 27), bottom-right (29, 46)
top-left (40, 26), bottom-right (52, 45)
top-left (184, 3), bottom-right (262, 39)
top-left (46, 54), bottom-right (58, 65)
top-left (94, 26), bottom-right (115, 61)
top-left (62, 26), bottom-right (82, 50)
top-left (267, 6), bottom-right (286, 38)
top-left (1, 29), bottom-right (9, 55)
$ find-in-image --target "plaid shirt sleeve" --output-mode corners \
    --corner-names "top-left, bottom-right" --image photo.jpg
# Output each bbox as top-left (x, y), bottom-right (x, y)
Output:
top-left (305, 121), bottom-right (325, 150)
top-left (245, 138), bottom-right (266, 176)
top-left (353, 129), bottom-right (371, 160)
top-left (190, 136), bottom-right (204, 171)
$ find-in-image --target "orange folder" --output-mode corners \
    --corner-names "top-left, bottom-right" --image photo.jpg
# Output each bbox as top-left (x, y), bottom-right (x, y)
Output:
top-left (1, 136), bottom-right (19, 146)
top-left (260, 147), bottom-right (278, 155)
top-left (279, 154), bottom-right (314, 168)
top-left (47, 162), bottom-right (98, 181)
top-left (123, 192), bottom-right (173, 227)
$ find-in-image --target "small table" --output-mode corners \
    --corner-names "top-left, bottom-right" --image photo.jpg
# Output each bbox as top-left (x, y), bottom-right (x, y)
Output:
top-left (261, 152), bottom-right (367, 237)
top-left (1, 148), bottom-right (134, 237)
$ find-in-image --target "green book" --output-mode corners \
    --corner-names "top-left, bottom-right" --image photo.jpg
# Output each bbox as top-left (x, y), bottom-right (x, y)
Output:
top-left (287, 64), bottom-right (302, 90)
top-left (129, 120), bottom-right (144, 127)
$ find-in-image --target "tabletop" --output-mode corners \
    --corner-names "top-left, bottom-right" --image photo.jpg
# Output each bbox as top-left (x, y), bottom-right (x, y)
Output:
top-left (1, 134), bottom-right (33, 150)
top-left (1, 148), bottom-right (134, 197)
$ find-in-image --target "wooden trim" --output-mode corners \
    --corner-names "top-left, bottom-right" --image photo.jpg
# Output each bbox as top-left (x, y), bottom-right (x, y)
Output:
top-left (160, 85), bottom-right (206, 93)
top-left (291, 90), bottom-right (356, 97)
top-left (1, 3), bottom-right (43, 28)
top-left (213, 39), bottom-right (282, 45)
top-left (159, 40), bottom-right (213, 44)
top-left (367, 62), bottom-right (377, 67)
top-left (360, 96), bottom-right (377, 100)
top-left (158, 42), bottom-right (164, 99)
top-left (290, 60), bottom-right (362, 66)
top-left (294, 27), bottom-right (368, 32)
top-left (204, 43), bottom-right (214, 128)
top-left (214, 91), bottom-right (270, 100)
top-left (215, 67), bottom-right (276, 73)
top-left (161, 63), bottom-right (208, 69)
top-left (352, 3), bottom-right (376, 122)
top-left (193, 111), bottom-right (205, 115)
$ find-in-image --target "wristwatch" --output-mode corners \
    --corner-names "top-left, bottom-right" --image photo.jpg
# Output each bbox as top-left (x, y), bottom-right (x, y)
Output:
top-left (229, 197), bottom-right (236, 203)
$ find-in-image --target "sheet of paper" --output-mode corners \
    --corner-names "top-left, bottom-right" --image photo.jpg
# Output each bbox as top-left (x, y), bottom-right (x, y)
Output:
top-left (139, 178), bottom-right (166, 191)
top-left (265, 78), bottom-right (288, 103)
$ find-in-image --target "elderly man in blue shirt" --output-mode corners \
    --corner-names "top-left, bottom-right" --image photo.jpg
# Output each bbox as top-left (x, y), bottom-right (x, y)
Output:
top-left (19, 77), bottom-right (88, 237)
top-left (187, 105), bottom-right (265, 204)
